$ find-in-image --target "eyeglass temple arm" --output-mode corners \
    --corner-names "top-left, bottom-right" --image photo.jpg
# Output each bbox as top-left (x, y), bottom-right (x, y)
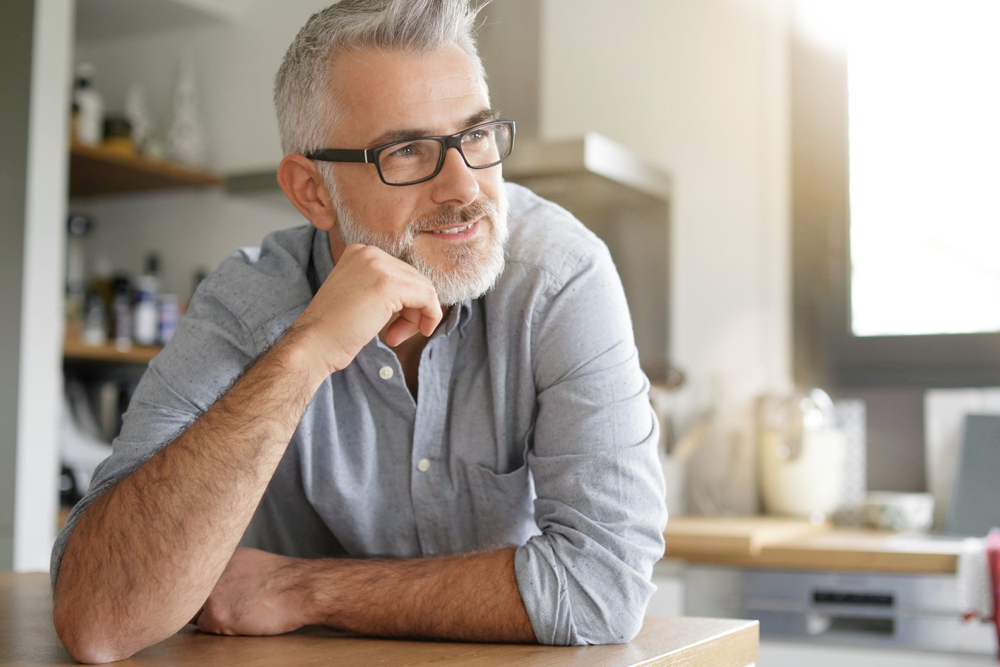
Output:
top-left (303, 148), bottom-right (371, 163)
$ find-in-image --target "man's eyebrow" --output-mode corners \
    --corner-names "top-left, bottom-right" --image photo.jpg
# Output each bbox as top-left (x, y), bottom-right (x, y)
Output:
top-left (367, 127), bottom-right (432, 149)
top-left (462, 108), bottom-right (501, 128)
top-left (366, 108), bottom-right (501, 148)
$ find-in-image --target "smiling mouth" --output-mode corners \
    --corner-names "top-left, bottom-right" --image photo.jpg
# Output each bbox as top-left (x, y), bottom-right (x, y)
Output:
top-left (422, 219), bottom-right (480, 236)
top-left (429, 224), bottom-right (472, 235)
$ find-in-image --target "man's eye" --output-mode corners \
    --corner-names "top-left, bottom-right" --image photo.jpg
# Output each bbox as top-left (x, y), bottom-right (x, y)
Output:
top-left (465, 130), bottom-right (487, 142)
top-left (388, 143), bottom-right (418, 158)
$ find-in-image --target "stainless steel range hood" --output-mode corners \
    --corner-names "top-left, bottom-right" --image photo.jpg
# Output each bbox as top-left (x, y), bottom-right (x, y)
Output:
top-left (476, 0), bottom-right (673, 382)
top-left (500, 133), bottom-right (672, 382)
top-left (227, 0), bottom-right (673, 382)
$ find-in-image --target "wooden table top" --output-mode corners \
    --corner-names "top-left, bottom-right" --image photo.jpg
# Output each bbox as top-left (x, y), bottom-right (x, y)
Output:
top-left (0, 573), bottom-right (758, 667)
top-left (664, 516), bottom-right (965, 574)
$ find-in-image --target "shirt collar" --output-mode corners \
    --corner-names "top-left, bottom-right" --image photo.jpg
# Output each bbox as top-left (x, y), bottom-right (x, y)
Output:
top-left (438, 298), bottom-right (473, 338)
top-left (456, 299), bottom-right (473, 337)
top-left (311, 228), bottom-right (335, 290)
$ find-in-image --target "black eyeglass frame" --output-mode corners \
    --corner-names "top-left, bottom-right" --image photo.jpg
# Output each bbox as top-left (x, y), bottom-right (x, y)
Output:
top-left (303, 120), bottom-right (515, 186)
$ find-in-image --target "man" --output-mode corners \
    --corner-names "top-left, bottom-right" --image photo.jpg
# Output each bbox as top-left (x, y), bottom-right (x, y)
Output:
top-left (52, 0), bottom-right (667, 662)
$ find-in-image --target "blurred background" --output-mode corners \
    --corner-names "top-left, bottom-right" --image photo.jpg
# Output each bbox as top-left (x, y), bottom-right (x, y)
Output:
top-left (2, 1), bottom-right (998, 664)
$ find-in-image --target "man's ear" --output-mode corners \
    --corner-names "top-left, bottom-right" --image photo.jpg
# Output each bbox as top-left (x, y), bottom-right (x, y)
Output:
top-left (277, 154), bottom-right (337, 232)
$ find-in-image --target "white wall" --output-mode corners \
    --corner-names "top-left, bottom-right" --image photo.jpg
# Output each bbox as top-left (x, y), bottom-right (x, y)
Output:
top-left (15, 0), bottom-right (74, 571)
top-left (541, 0), bottom-right (792, 512)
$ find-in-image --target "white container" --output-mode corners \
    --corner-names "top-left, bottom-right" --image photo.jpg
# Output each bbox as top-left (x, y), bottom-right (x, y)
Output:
top-left (158, 294), bottom-right (179, 345)
top-left (863, 492), bottom-right (935, 532)
top-left (132, 275), bottom-right (159, 346)
top-left (757, 389), bottom-right (848, 521)
top-left (74, 63), bottom-right (104, 146)
top-left (759, 428), bottom-right (847, 519)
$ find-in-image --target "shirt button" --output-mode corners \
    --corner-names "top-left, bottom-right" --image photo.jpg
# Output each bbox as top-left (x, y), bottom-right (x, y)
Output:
top-left (379, 366), bottom-right (394, 380)
top-left (416, 458), bottom-right (431, 472)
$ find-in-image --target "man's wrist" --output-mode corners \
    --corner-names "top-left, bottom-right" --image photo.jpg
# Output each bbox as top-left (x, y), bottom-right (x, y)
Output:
top-left (270, 324), bottom-right (344, 389)
top-left (273, 558), bottom-right (306, 628)
top-left (283, 557), bottom-right (334, 628)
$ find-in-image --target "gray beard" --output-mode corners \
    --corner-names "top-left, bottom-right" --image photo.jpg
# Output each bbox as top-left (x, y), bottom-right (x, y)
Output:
top-left (324, 173), bottom-right (510, 307)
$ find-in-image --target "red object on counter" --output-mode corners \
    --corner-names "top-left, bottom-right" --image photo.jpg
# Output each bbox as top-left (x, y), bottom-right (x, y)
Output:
top-left (987, 529), bottom-right (1000, 661)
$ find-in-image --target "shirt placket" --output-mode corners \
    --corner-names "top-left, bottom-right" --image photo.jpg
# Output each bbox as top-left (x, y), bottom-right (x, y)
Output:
top-left (359, 340), bottom-right (420, 555)
top-left (409, 329), bottom-right (458, 556)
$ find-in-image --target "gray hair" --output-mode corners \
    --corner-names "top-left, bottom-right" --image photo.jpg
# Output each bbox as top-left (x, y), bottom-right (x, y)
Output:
top-left (274, 0), bottom-right (490, 156)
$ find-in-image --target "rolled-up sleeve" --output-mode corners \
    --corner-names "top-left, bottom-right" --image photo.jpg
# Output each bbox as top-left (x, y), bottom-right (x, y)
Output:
top-left (513, 240), bottom-right (668, 645)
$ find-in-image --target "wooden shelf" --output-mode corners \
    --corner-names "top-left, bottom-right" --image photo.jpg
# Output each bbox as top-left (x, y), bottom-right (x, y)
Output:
top-left (69, 142), bottom-right (222, 197)
top-left (63, 338), bottom-right (161, 364)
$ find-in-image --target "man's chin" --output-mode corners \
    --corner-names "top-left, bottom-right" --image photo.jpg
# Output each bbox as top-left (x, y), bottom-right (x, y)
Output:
top-left (409, 241), bottom-right (505, 307)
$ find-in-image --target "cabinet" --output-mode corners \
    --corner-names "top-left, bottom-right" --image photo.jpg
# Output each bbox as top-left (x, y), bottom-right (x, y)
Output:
top-left (663, 517), bottom-right (994, 657)
top-left (61, 141), bottom-right (219, 513)
top-left (62, 2), bottom-right (233, 518)
top-left (64, 144), bottom-right (221, 364)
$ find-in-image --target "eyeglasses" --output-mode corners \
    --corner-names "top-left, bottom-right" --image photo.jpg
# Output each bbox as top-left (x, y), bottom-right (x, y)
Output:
top-left (303, 120), bottom-right (515, 186)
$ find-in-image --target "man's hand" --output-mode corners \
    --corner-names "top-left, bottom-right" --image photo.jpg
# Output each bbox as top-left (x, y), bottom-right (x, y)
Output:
top-left (292, 244), bottom-right (443, 379)
top-left (196, 548), bottom-right (308, 636)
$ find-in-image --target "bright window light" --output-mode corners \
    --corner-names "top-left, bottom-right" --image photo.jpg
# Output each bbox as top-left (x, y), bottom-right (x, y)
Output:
top-left (849, 0), bottom-right (1000, 337)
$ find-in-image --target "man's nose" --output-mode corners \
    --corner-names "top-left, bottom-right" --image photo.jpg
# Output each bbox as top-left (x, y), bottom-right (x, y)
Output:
top-left (429, 146), bottom-right (479, 206)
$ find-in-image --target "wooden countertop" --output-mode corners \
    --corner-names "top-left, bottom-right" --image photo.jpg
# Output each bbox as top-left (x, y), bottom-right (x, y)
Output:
top-left (663, 516), bottom-right (966, 574)
top-left (0, 573), bottom-right (758, 667)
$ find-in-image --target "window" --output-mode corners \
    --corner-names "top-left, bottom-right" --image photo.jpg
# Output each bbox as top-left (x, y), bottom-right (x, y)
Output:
top-left (792, 0), bottom-right (1000, 387)
top-left (848, 1), bottom-right (1000, 337)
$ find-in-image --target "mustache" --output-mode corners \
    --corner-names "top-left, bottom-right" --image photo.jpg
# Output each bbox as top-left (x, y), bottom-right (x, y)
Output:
top-left (409, 198), bottom-right (498, 233)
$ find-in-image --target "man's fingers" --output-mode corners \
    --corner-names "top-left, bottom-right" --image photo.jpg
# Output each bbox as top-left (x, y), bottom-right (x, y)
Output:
top-left (385, 300), bottom-right (443, 346)
top-left (196, 609), bottom-right (215, 634)
top-left (412, 300), bottom-right (443, 337)
top-left (389, 280), bottom-right (443, 337)
top-left (386, 317), bottom-right (421, 347)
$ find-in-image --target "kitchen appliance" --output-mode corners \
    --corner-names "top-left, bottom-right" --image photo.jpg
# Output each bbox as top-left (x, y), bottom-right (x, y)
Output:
top-left (757, 389), bottom-right (848, 520)
top-left (686, 565), bottom-right (995, 655)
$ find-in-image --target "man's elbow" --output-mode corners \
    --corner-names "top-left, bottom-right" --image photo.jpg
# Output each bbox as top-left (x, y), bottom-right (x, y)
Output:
top-left (584, 605), bottom-right (645, 645)
top-left (54, 598), bottom-right (133, 664)
top-left (537, 597), bottom-right (647, 646)
top-left (567, 574), bottom-right (653, 646)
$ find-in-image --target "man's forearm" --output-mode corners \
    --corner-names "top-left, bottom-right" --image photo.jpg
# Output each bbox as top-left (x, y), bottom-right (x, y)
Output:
top-left (54, 329), bottom-right (326, 664)
top-left (220, 547), bottom-right (535, 643)
top-left (308, 548), bottom-right (534, 642)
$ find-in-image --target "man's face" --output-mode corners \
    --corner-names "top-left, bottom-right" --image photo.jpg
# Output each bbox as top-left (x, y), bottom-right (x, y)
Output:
top-left (321, 46), bottom-right (509, 306)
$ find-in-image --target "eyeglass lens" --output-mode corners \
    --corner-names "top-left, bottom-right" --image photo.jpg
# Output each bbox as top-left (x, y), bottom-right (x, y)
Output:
top-left (378, 122), bottom-right (512, 184)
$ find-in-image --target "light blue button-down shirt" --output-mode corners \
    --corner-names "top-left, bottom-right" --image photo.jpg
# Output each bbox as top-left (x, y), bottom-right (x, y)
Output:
top-left (52, 183), bottom-right (668, 645)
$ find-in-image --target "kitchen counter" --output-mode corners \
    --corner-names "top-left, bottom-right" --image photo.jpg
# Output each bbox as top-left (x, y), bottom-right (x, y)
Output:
top-left (0, 573), bottom-right (758, 667)
top-left (663, 516), bottom-right (965, 574)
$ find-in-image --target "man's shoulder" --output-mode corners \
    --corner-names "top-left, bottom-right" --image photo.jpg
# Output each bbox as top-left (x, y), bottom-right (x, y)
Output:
top-left (192, 224), bottom-right (320, 342)
top-left (502, 182), bottom-right (610, 288)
